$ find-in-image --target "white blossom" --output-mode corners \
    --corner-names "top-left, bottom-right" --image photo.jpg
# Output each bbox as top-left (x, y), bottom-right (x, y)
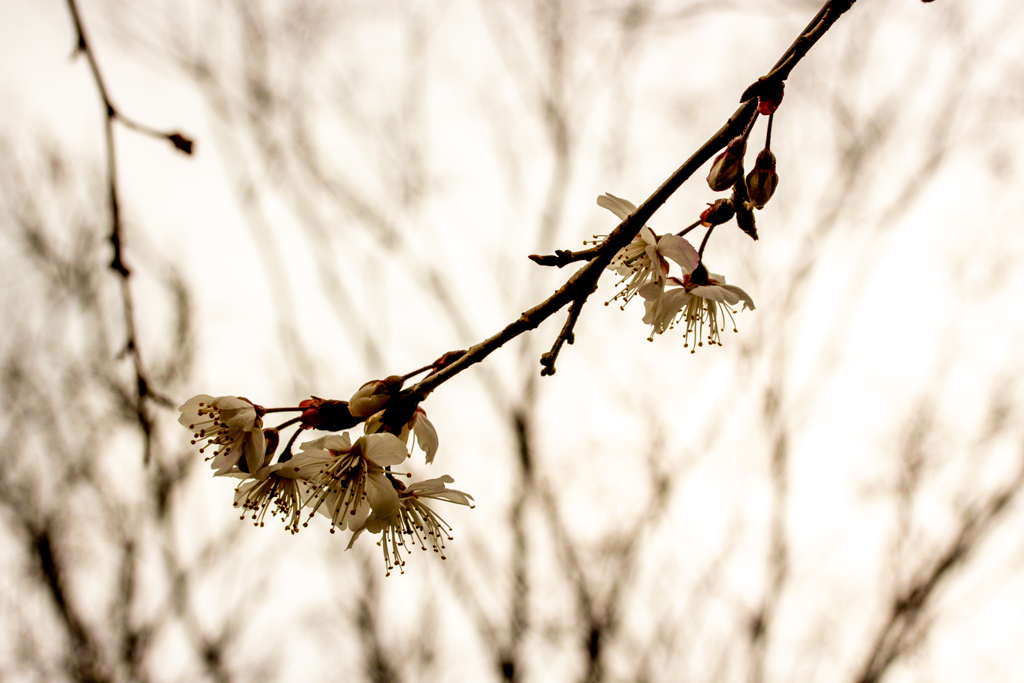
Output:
top-left (178, 394), bottom-right (266, 476)
top-left (640, 268), bottom-right (755, 350)
top-left (232, 447), bottom-right (333, 533)
top-left (303, 433), bottom-right (407, 532)
top-left (597, 193), bottom-right (699, 307)
top-left (348, 474), bottom-right (473, 576)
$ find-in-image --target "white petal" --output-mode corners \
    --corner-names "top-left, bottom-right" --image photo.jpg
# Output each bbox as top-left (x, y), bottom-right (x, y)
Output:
top-left (177, 394), bottom-right (214, 426)
top-left (366, 472), bottom-right (400, 518)
top-left (720, 284), bottom-right (755, 311)
top-left (656, 235), bottom-right (699, 273)
top-left (433, 490), bottom-right (475, 506)
top-left (300, 433), bottom-right (351, 453)
top-left (638, 281), bottom-right (664, 301)
top-left (643, 287), bottom-right (690, 332)
top-left (639, 225), bottom-right (657, 246)
top-left (346, 501), bottom-right (372, 532)
top-left (360, 433), bottom-right (408, 466)
top-left (408, 475), bottom-right (474, 506)
top-left (363, 412), bottom-right (384, 434)
top-left (345, 527), bottom-right (365, 550)
top-left (644, 242), bottom-right (666, 276)
top-left (597, 193), bottom-right (637, 221)
top-left (216, 397), bottom-right (259, 431)
top-left (413, 413), bottom-right (439, 464)
top-left (243, 429), bottom-right (268, 477)
top-left (691, 284), bottom-right (740, 305)
top-left (270, 449), bottom-right (332, 479)
top-left (408, 475), bottom-right (455, 494)
top-left (349, 381), bottom-right (389, 417)
top-left (429, 488), bottom-right (475, 506)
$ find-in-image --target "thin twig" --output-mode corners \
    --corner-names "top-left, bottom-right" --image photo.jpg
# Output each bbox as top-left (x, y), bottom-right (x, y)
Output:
top-left (528, 246), bottom-right (603, 268)
top-left (539, 292), bottom-right (590, 376)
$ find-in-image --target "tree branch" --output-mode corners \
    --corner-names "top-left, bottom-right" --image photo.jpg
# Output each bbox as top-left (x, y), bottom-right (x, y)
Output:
top-left (405, 0), bottom-right (858, 397)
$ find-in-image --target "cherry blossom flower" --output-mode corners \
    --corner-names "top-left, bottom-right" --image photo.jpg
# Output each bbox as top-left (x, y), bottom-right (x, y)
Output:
top-left (640, 265), bottom-right (755, 350)
top-left (364, 406), bottom-right (439, 463)
top-left (303, 433), bottom-right (407, 532)
top-left (348, 475), bottom-right (474, 576)
top-left (597, 193), bottom-right (698, 307)
top-left (638, 281), bottom-right (691, 337)
top-left (233, 447), bottom-right (333, 533)
top-left (178, 394), bottom-right (267, 476)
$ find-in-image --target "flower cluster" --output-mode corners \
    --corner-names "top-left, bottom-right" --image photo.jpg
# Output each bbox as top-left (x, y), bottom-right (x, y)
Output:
top-left (179, 380), bottom-right (472, 575)
top-left (598, 194), bottom-right (756, 349)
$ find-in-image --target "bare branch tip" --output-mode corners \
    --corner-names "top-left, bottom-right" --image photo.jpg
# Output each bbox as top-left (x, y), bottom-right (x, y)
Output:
top-left (168, 133), bottom-right (195, 156)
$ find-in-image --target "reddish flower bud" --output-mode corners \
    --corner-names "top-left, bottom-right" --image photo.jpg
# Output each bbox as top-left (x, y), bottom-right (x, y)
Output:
top-left (299, 396), bottom-right (360, 432)
top-left (745, 150), bottom-right (778, 209)
top-left (699, 198), bottom-right (735, 227)
top-left (432, 350), bottom-right (466, 371)
top-left (757, 80), bottom-right (784, 115)
top-left (707, 136), bottom-right (747, 192)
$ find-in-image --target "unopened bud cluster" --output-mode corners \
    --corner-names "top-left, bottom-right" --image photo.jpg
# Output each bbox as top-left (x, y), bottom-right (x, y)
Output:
top-left (705, 86), bottom-right (783, 217)
top-left (178, 368), bottom-right (473, 576)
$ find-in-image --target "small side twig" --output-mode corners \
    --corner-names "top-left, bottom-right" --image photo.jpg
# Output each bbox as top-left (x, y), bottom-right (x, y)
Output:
top-left (539, 279), bottom-right (596, 377)
top-left (529, 246), bottom-right (602, 268)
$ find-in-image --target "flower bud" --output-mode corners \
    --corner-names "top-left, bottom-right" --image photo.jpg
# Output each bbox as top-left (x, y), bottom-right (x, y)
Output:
top-left (706, 136), bottom-right (746, 192)
top-left (745, 150), bottom-right (778, 209)
top-left (299, 396), bottom-right (360, 432)
top-left (757, 80), bottom-right (784, 115)
top-left (699, 198), bottom-right (735, 227)
top-left (432, 350), bottom-right (466, 371)
top-left (349, 376), bottom-right (403, 417)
